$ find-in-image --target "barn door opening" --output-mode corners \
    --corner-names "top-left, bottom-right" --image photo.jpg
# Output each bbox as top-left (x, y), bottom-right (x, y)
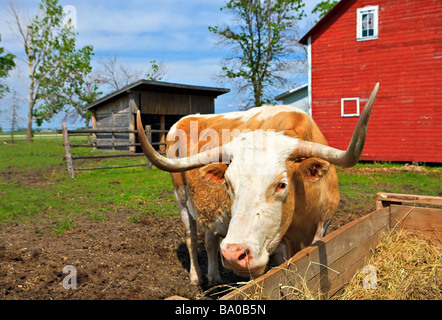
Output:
top-left (134, 113), bottom-right (185, 154)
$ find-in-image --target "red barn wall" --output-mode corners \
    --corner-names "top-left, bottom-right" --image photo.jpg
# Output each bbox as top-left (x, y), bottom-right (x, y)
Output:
top-left (310, 0), bottom-right (442, 163)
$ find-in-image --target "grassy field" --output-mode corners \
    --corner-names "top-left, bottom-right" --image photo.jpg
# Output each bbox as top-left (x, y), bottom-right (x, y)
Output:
top-left (0, 137), bottom-right (441, 234)
top-left (0, 137), bottom-right (178, 233)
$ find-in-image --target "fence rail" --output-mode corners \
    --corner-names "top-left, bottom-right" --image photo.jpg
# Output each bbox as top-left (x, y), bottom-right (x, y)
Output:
top-left (61, 123), bottom-right (168, 178)
top-left (60, 128), bottom-right (167, 134)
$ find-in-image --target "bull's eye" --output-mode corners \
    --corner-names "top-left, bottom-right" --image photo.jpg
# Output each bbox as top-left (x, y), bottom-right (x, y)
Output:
top-left (276, 182), bottom-right (287, 192)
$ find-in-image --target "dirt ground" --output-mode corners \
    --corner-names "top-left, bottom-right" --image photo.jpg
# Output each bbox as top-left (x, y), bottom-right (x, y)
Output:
top-left (0, 205), bottom-right (362, 301)
top-left (0, 167), bottom-right (247, 300)
top-left (1, 165), bottom-right (437, 300)
top-left (0, 211), bottom-right (241, 300)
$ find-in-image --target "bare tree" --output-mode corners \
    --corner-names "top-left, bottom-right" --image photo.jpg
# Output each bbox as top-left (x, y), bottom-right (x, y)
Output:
top-left (97, 54), bottom-right (168, 92)
top-left (0, 89), bottom-right (25, 143)
top-left (9, 90), bottom-right (21, 143)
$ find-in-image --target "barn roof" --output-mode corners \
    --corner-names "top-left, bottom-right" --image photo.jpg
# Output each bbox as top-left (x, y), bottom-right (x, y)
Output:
top-left (85, 79), bottom-right (230, 110)
top-left (274, 83), bottom-right (308, 101)
top-left (299, 0), bottom-right (349, 44)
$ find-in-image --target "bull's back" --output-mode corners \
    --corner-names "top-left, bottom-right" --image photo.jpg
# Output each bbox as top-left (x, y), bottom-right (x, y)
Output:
top-left (166, 105), bottom-right (329, 156)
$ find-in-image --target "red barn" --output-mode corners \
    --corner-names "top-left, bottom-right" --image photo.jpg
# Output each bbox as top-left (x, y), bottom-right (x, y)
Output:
top-left (300, 0), bottom-right (442, 163)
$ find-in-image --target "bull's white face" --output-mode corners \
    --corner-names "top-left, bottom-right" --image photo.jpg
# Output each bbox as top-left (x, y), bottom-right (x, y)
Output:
top-left (219, 131), bottom-right (299, 277)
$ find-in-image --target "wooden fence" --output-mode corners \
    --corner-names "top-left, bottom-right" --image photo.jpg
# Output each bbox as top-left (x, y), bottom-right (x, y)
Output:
top-left (61, 123), bottom-right (168, 178)
top-left (166, 193), bottom-right (442, 300)
top-left (219, 193), bottom-right (442, 300)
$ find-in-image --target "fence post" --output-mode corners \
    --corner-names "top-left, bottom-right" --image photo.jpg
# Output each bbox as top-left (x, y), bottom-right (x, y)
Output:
top-left (145, 125), bottom-right (152, 171)
top-left (62, 123), bottom-right (75, 178)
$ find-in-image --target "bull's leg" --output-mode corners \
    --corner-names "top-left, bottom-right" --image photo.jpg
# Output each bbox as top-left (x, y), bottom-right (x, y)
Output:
top-left (205, 230), bottom-right (221, 286)
top-left (270, 238), bottom-right (291, 266)
top-left (174, 186), bottom-right (203, 291)
top-left (180, 207), bottom-right (203, 291)
top-left (313, 218), bottom-right (333, 243)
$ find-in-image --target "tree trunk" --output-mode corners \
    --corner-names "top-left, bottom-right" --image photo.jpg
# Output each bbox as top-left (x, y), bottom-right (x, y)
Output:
top-left (85, 116), bottom-right (91, 144)
top-left (10, 104), bottom-right (16, 144)
top-left (27, 65), bottom-right (35, 144)
top-left (253, 81), bottom-right (262, 107)
top-left (26, 99), bottom-right (33, 144)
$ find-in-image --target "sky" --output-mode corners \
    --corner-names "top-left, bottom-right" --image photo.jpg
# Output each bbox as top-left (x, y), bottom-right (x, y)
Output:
top-left (0, 0), bottom-right (322, 130)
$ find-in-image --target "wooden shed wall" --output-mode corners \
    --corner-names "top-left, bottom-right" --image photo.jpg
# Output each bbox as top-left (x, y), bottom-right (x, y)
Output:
top-left (93, 94), bottom-right (131, 149)
top-left (91, 89), bottom-right (218, 151)
top-left (309, 0), bottom-right (442, 163)
top-left (138, 91), bottom-right (215, 115)
top-left (95, 94), bottom-right (131, 130)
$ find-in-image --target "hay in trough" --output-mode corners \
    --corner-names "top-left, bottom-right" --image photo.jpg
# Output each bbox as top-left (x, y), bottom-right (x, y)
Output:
top-left (213, 228), bottom-right (441, 300)
top-left (335, 229), bottom-right (442, 300)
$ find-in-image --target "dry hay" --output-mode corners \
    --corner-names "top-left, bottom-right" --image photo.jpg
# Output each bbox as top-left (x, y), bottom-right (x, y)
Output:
top-left (208, 229), bottom-right (441, 300)
top-left (335, 229), bottom-right (441, 300)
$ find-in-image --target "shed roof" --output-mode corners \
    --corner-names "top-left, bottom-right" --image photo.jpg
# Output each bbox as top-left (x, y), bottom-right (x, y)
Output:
top-left (274, 83), bottom-right (308, 101)
top-left (299, 0), bottom-right (349, 44)
top-left (86, 79), bottom-right (230, 110)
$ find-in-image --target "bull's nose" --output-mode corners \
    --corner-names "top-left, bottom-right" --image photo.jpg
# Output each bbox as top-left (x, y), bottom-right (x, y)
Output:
top-left (221, 244), bottom-right (252, 270)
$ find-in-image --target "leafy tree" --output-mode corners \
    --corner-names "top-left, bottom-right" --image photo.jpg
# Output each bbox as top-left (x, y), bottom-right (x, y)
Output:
top-left (36, 40), bottom-right (100, 130)
top-left (209, 0), bottom-right (305, 108)
top-left (146, 60), bottom-right (166, 82)
top-left (9, 0), bottom-right (95, 143)
top-left (312, 0), bottom-right (339, 21)
top-left (0, 34), bottom-right (16, 99)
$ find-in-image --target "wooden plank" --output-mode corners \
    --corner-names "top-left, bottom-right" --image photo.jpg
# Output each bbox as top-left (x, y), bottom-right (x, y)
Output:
top-left (221, 207), bottom-right (390, 300)
top-left (390, 205), bottom-right (442, 230)
top-left (65, 153), bottom-right (146, 160)
top-left (160, 115), bottom-right (166, 153)
top-left (70, 143), bottom-right (141, 148)
top-left (272, 227), bottom-right (387, 300)
top-left (67, 129), bottom-right (138, 134)
top-left (145, 125), bottom-right (152, 171)
top-left (91, 110), bottom-right (98, 151)
top-left (390, 205), bottom-right (442, 245)
top-left (62, 123), bottom-right (75, 179)
top-left (164, 295), bottom-right (189, 301)
top-left (376, 192), bottom-right (442, 209)
top-left (75, 164), bottom-right (146, 171)
top-left (309, 226), bottom-right (388, 299)
top-left (129, 99), bottom-right (137, 152)
top-left (60, 128), bottom-right (168, 135)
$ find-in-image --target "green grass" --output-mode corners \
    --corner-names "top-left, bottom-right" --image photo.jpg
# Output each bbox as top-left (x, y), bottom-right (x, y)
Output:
top-left (0, 137), bottom-right (440, 234)
top-left (53, 217), bottom-right (76, 235)
top-left (336, 164), bottom-right (441, 214)
top-left (0, 138), bottom-right (178, 231)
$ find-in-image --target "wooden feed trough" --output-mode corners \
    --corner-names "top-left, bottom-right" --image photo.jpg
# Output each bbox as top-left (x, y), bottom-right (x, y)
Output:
top-left (219, 192), bottom-right (442, 300)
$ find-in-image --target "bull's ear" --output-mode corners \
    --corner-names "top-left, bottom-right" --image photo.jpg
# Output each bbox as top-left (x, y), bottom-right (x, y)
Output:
top-left (299, 158), bottom-right (331, 182)
top-left (199, 164), bottom-right (228, 184)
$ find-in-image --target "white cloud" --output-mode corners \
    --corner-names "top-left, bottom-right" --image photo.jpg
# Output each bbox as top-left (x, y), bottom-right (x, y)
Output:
top-left (0, 0), bottom-right (321, 129)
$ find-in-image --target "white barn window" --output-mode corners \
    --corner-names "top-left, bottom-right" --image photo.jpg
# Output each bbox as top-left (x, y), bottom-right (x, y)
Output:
top-left (341, 98), bottom-right (360, 117)
top-left (357, 6), bottom-right (379, 41)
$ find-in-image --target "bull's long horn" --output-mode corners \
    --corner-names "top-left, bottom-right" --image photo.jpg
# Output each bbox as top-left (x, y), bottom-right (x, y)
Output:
top-left (297, 83), bottom-right (379, 168)
top-left (136, 111), bottom-right (225, 172)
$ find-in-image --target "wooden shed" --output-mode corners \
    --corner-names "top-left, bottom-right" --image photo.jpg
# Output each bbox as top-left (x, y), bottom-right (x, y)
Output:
top-left (85, 80), bottom-right (229, 152)
top-left (299, 0), bottom-right (442, 163)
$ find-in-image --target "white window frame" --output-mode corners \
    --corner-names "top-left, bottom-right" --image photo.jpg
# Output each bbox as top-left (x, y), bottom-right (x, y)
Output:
top-left (357, 5), bottom-right (379, 41)
top-left (341, 98), bottom-right (360, 117)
